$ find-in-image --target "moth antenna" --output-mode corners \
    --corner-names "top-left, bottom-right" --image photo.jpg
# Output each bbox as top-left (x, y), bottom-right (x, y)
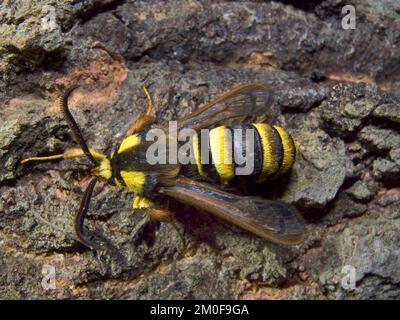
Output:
top-left (75, 177), bottom-right (98, 249)
top-left (60, 86), bottom-right (98, 166)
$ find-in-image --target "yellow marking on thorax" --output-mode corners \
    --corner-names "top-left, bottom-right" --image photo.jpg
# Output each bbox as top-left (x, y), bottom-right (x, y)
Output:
top-left (118, 134), bottom-right (141, 153)
top-left (91, 157), bottom-right (112, 180)
top-left (120, 170), bottom-right (145, 194)
top-left (273, 126), bottom-right (296, 175)
top-left (253, 123), bottom-right (280, 182)
top-left (192, 133), bottom-right (206, 178)
top-left (98, 158), bottom-right (112, 180)
top-left (209, 126), bottom-right (234, 184)
top-left (132, 195), bottom-right (154, 209)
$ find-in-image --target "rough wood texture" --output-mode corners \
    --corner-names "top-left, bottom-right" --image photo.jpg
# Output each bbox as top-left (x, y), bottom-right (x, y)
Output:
top-left (0, 0), bottom-right (399, 299)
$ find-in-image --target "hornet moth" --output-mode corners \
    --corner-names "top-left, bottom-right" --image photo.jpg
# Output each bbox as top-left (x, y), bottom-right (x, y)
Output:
top-left (21, 83), bottom-right (305, 250)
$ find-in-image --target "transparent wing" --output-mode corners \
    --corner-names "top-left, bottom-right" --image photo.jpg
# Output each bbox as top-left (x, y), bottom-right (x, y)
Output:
top-left (176, 83), bottom-right (277, 131)
top-left (162, 177), bottom-right (305, 245)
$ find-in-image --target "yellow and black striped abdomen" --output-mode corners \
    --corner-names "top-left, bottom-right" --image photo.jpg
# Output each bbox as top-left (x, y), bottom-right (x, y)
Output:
top-left (192, 123), bottom-right (296, 184)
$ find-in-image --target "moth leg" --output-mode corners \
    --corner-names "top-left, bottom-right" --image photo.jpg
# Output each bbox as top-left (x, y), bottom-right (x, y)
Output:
top-left (147, 209), bottom-right (187, 251)
top-left (133, 195), bottom-right (186, 250)
top-left (125, 86), bottom-right (155, 136)
top-left (21, 147), bottom-right (107, 164)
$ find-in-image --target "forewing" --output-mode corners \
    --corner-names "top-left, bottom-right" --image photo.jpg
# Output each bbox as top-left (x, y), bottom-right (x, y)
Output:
top-left (176, 83), bottom-right (277, 131)
top-left (162, 177), bottom-right (305, 245)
